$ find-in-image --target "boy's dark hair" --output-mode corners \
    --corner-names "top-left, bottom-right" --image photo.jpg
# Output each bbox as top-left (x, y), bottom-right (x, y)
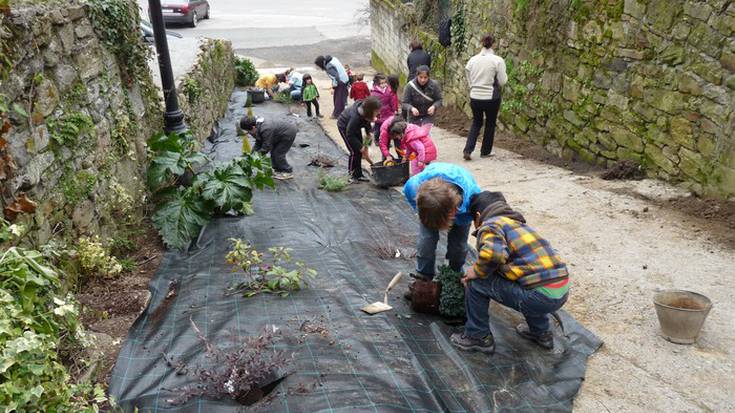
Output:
top-left (240, 116), bottom-right (257, 131)
top-left (469, 191), bottom-right (506, 217)
top-left (302, 73), bottom-right (312, 83)
top-left (360, 96), bottom-right (382, 119)
top-left (481, 33), bottom-right (495, 49)
top-left (314, 55), bottom-right (326, 70)
top-left (373, 73), bottom-right (386, 84)
top-left (417, 178), bottom-right (463, 230)
top-left (356, 73), bottom-right (364, 81)
top-left (387, 75), bottom-right (399, 93)
top-left (276, 73), bottom-right (287, 83)
top-left (410, 40), bottom-right (423, 51)
top-left (415, 65), bottom-right (430, 77)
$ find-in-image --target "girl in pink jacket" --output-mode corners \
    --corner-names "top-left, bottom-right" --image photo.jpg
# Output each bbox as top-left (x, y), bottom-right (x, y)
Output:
top-left (379, 115), bottom-right (405, 161)
top-left (388, 119), bottom-right (438, 175)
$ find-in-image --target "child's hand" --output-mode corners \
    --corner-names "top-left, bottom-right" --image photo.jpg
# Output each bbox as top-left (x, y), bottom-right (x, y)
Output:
top-left (461, 266), bottom-right (479, 287)
top-left (411, 107), bottom-right (420, 117)
top-left (427, 106), bottom-right (435, 115)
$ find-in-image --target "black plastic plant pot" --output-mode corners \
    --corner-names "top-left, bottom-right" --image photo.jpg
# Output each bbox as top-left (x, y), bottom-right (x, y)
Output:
top-left (247, 88), bottom-right (266, 104)
top-left (370, 161), bottom-right (409, 188)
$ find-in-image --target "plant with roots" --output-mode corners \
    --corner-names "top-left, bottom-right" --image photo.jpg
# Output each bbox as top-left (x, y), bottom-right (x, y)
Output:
top-left (225, 239), bottom-right (317, 297)
top-left (166, 319), bottom-right (290, 406)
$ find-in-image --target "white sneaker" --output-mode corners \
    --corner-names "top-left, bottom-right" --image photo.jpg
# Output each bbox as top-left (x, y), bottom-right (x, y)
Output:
top-left (274, 172), bottom-right (294, 180)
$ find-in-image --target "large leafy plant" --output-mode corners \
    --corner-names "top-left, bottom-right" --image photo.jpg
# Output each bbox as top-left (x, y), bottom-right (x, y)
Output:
top-left (0, 220), bottom-right (105, 411)
top-left (147, 132), bottom-right (207, 192)
top-left (147, 132), bottom-right (275, 250)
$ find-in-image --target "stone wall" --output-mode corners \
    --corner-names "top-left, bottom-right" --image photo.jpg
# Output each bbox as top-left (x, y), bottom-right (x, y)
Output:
top-left (177, 39), bottom-right (235, 141)
top-left (370, 0), bottom-right (735, 197)
top-left (0, 0), bottom-right (235, 246)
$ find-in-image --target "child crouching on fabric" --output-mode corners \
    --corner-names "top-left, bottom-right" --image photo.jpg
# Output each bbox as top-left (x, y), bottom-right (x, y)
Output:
top-left (450, 191), bottom-right (570, 354)
top-left (387, 119), bottom-right (437, 175)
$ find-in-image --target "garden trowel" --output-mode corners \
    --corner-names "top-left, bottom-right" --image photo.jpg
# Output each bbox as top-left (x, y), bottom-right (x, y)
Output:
top-left (361, 272), bottom-right (405, 315)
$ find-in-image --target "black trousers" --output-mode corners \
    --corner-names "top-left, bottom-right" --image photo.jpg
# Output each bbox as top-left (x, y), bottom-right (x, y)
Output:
top-left (464, 97), bottom-right (501, 156)
top-left (338, 127), bottom-right (363, 178)
top-left (305, 99), bottom-right (320, 117)
top-left (270, 135), bottom-right (295, 173)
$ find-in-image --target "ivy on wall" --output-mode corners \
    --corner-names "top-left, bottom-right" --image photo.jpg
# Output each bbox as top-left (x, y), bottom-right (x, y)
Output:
top-left (450, 1), bottom-right (466, 54)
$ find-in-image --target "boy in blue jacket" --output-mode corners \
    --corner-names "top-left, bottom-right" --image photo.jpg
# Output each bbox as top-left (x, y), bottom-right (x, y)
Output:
top-left (403, 163), bottom-right (481, 283)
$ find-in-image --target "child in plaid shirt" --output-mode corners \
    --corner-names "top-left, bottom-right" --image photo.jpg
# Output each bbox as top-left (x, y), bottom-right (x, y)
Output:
top-left (451, 191), bottom-right (570, 354)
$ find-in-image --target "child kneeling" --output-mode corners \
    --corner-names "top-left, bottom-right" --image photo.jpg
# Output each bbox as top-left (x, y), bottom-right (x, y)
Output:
top-left (450, 191), bottom-right (570, 354)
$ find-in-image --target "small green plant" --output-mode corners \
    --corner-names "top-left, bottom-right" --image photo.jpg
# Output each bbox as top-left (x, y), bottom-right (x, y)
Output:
top-left (435, 265), bottom-right (465, 318)
top-left (118, 257), bottom-right (137, 273)
top-left (234, 56), bottom-right (259, 87)
top-left (225, 239), bottom-right (317, 297)
top-left (61, 170), bottom-right (97, 207)
top-left (182, 77), bottom-right (202, 104)
top-left (318, 173), bottom-right (349, 192)
top-left (47, 112), bottom-right (95, 146)
top-left (76, 236), bottom-right (123, 278)
top-left (273, 90), bottom-right (293, 104)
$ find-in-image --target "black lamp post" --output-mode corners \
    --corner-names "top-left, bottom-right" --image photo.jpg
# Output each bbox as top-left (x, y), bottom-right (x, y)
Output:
top-left (147, 0), bottom-right (188, 134)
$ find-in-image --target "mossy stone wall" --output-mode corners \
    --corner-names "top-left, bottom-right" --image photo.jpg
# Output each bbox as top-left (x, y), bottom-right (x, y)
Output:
top-left (370, 0), bottom-right (735, 197)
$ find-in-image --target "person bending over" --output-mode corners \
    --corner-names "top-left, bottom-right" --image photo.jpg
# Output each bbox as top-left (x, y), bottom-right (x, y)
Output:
top-left (403, 163), bottom-right (481, 285)
top-left (240, 116), bottom-right (297, 179)
top-left (336, 96), bottom-right (381, 183)
top-left (450, 191), bottom-right (570, 354)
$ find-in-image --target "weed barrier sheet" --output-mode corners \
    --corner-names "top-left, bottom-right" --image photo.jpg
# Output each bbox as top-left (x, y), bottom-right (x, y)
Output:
top-left (109, 91), bottom-right (602, 412)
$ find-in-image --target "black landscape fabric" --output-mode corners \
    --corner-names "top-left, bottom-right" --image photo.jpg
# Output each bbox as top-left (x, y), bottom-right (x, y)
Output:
top-left (108, 90), bottom-right (602, 412)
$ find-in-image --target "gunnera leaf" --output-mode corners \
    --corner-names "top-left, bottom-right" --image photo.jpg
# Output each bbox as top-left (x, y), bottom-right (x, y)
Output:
top-left (200, 162), bottom-right (253, 212)
top-left (152, 187), bottom-right (212, 250)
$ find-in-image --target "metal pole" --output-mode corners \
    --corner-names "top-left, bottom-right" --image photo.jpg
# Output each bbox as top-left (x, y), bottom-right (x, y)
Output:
top-left (147, 0), bottom-right (188, 134)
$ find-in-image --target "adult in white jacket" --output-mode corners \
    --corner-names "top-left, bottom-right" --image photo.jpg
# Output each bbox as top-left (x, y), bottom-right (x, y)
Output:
top-left (463, 34), bottom-right (508, 160)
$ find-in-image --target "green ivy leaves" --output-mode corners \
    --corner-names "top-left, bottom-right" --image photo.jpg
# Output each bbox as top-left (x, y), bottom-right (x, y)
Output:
top-left (0, 221), bottom-right (104, 411)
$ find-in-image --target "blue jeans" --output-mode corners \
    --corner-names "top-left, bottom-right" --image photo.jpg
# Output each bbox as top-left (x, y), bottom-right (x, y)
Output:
top-left (464, 274), bottom-right (568, 338)
top-left (416, 222), bottom-right (471, 278)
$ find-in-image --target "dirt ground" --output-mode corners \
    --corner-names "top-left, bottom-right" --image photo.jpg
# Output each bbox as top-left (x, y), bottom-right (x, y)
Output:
top-left (236, 61), bottom-right (735, 411)
top-left (76, 222), bottom-right (164, 387)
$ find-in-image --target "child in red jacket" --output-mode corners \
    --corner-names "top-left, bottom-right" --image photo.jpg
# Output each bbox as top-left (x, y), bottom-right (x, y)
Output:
top-left (349, 73), bottom-right (370, 102)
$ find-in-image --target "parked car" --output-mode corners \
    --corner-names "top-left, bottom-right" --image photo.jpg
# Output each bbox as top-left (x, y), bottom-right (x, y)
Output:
top-left (156, 0), bottom-right (210, 28)
top-left (140, 19), bottom-right (183, 44)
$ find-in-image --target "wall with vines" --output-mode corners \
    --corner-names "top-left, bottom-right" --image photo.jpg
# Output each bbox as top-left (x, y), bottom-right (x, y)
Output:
top-left (370, 0), bottom-right (735, 197)
top-left (0, 0), bottom-right (163, 249)
top-left (0, 0), bottom-right (236, 249)
top-left (177, 39), bottom-right (234, 141)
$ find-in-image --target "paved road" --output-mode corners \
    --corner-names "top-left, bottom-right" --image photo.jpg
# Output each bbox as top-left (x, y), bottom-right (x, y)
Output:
top-left (138, 0), bottom-right (369, 50)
